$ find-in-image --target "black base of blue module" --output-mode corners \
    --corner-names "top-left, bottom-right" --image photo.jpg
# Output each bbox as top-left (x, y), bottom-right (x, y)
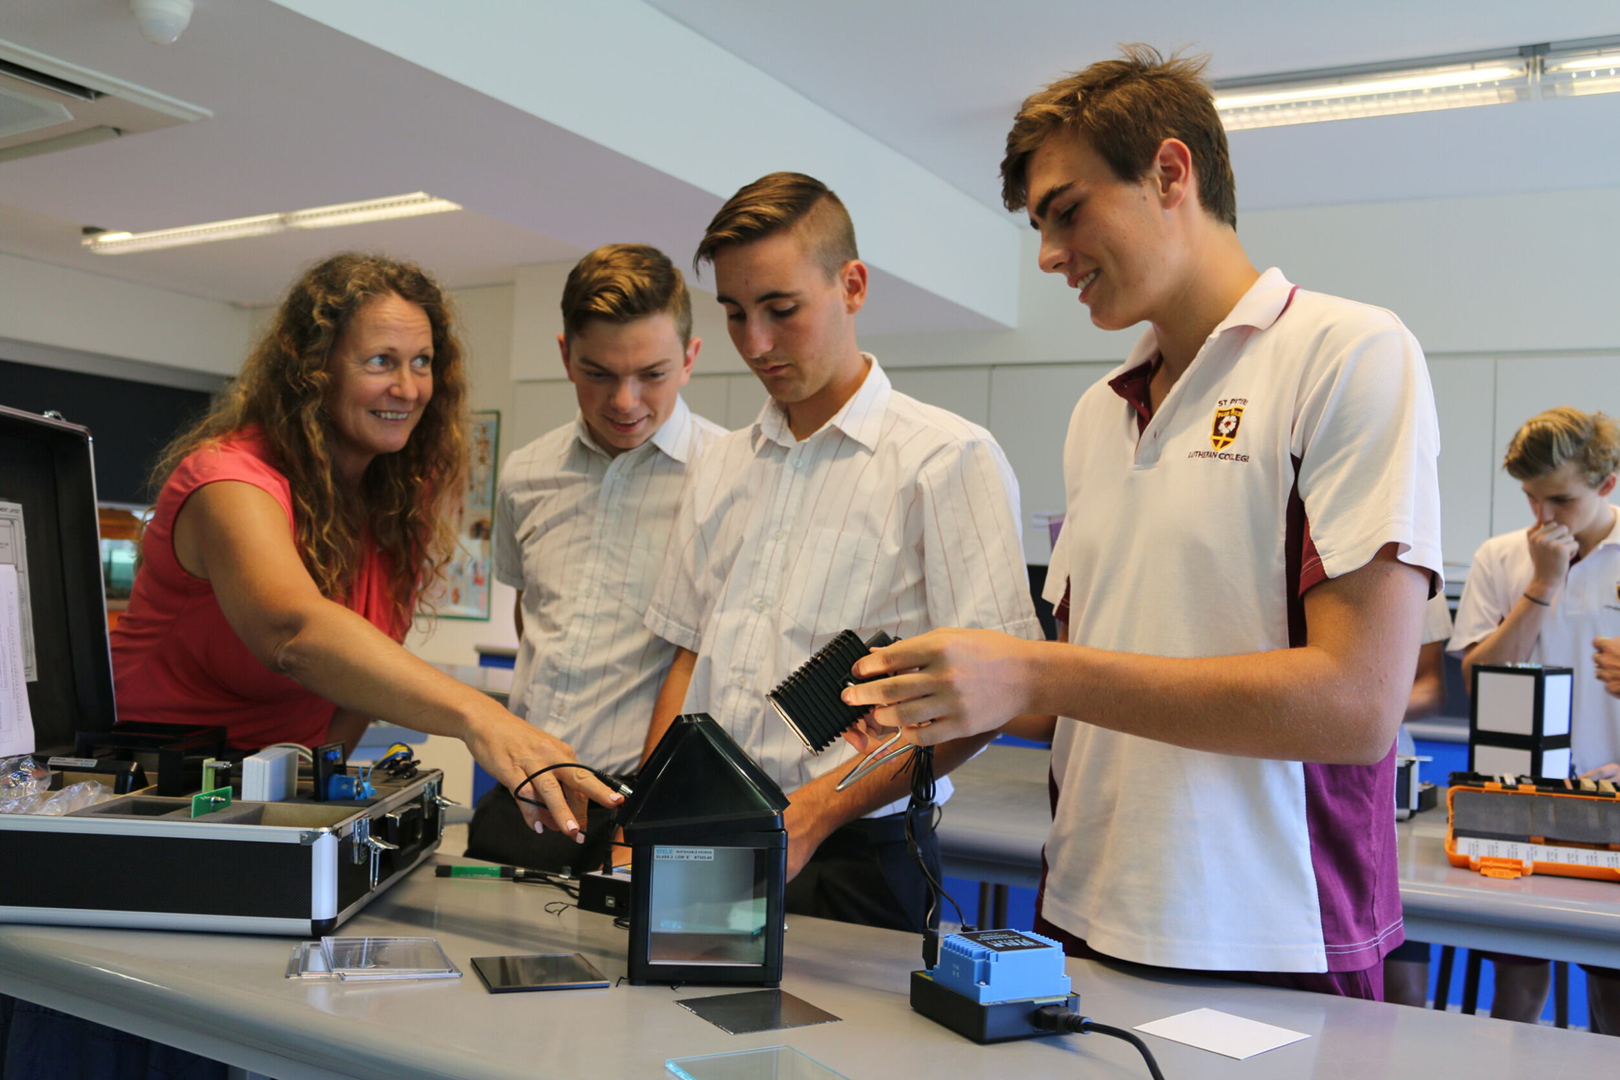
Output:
top-left (909, 969), bottom-right (1080, 1044)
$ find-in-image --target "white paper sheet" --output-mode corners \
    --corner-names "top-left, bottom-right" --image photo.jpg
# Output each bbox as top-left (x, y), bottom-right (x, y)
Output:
top-left (0, 504), bottom-right (36, 681)
top-left (1135, 1007), bottom-right (1309, 1060)
top-left (0, 565), bottom-right (34, 756)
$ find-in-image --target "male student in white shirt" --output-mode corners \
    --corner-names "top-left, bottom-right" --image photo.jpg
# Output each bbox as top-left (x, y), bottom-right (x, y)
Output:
top-left (466, 244), bottom-right (726, 873)
top-left (843, 47), bottom-right (1441, 999)
top-left (643, 172), bottom-right (1041, 932)
top-left (1449, 406), bottom-right (1620, 1032)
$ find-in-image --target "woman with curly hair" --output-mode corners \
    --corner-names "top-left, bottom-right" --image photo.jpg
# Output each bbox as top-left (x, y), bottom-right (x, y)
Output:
top-left (110, 252), bottom-right (617, 836)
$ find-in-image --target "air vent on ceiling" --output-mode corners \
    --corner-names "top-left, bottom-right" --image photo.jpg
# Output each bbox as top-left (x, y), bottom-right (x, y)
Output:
top-left (0, 38), bottom-right (209, 165)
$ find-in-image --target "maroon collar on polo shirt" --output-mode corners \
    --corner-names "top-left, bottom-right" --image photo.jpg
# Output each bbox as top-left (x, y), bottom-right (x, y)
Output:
top-left (1108, 355), bottom-right (1163, 435)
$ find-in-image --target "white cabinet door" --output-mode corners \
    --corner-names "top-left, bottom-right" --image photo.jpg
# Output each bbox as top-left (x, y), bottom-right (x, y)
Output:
top-left (987, 362), bottom-right (1118, 564)
top-left (1428, 357), bottom-right (1498, 568)
top-left (887, 366), bottom-right (993, 429)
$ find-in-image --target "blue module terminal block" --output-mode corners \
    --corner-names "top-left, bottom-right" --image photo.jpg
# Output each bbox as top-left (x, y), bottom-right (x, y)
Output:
top-left (935, 930), bottom-right (1071, 1004)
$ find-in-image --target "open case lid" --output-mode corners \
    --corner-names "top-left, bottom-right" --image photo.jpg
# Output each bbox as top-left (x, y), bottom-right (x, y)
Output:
top-left (0, 404), bottom-right (116, 751)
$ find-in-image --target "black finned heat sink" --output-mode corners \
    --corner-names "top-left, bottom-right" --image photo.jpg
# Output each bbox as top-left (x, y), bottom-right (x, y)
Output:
top-left (768, 630), bottom-right (896, 753)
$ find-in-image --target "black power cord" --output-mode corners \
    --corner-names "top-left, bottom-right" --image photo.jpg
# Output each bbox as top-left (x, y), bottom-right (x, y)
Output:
top-left (1033, 1006), bottom-right (1166, 1080)
top-left (901, 745), bottom-right (973, 968)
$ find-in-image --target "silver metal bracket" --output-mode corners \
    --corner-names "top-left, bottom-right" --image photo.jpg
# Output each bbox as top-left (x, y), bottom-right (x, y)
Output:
top-left (349, 817), bottom-right (370, 864)
top-left (362, 833), bottom-right (399, 891)
top-left (426, 779), bottom-right (456, 839)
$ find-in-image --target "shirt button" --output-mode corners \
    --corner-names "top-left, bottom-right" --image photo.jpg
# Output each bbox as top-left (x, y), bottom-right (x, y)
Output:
top-left (735, 676), bottom-right (748, 688)
top-left (754, 598), bottom-right (769, 613)
top-left (772, 530), bottom-right (786, 542)
top-left (791, 459), bottom-right (803, 470)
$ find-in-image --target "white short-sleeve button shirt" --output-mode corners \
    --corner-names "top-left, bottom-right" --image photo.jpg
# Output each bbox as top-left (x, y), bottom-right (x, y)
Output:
top-left (646, 357), bottom-right (1042, 815)
top-left (493, 397), bottom-right (726, 777)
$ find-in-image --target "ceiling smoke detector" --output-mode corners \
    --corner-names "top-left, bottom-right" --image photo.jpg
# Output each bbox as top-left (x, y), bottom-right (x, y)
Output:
top-left (130, 0), bottom-right (194, 46)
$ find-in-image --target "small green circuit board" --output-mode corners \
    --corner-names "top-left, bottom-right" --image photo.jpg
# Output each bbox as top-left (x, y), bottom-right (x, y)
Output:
top-left (191, 786), bottom-right (233, 817)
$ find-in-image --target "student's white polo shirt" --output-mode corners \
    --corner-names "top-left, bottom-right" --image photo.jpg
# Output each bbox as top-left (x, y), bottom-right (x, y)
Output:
top-left (1041, 268), bottom-right (1443, 973)
top-left (1449, 506), bottom-right (1620, 772)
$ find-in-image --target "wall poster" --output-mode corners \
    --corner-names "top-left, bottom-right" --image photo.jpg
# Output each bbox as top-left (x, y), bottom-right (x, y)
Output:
top-left (435, 410), bottom-right (498, 620)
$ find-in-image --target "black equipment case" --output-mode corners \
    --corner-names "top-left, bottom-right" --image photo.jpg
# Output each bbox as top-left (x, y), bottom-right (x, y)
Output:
top-left (0, 405), bottom-right (445, 935)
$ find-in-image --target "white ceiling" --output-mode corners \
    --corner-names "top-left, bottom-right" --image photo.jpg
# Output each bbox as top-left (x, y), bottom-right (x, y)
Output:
top-left (1, 0), bottom-right (1617, 314)
top-left (645, 0), bottom-right (1620, 213)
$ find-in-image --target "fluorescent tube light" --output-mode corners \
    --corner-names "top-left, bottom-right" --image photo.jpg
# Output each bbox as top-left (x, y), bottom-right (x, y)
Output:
top-left (1542, 47), bottom-right (1620, 99)
top-left (1216, 60), bottom-right (1530, 130)
top-left (284, 192), bottom-right (461, 230)
top-left (84, 214), bottom-right (285, 254)
top-left (83, 191), bottom-right (462, 254)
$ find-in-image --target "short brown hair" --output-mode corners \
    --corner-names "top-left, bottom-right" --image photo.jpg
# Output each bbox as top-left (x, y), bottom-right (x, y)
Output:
top-left (694, 172), bottom-right (858, 280)
top-left (1000, 44), bottom-right (1237, 229)
top-left (1505, 407), bottom-right (1620, 488)
top-left (560, 243), bottom-right (693, 345)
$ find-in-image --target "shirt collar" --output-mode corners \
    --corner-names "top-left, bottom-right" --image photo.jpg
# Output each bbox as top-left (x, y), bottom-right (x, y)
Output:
top-left (649, 395), bottom-right (697, 464)
top-left (753, 353), bottom-right (890, 453)
top-left (1595, 504), bottom-right (1620, 550)
top-left (572, 395), bottom-right (698, 465)
top-left (1115, 267), bottom-right (1300, 380)
top-left (1213, 267), bottom-right (1297, 335)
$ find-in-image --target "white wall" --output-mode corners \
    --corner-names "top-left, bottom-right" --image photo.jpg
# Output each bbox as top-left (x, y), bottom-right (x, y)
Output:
top-left (404, 283), bottom-right (523, 666)
top-left (0, 253), bottom-right (253, 376)
top-left (855, 184), bottom-right (1620, 371)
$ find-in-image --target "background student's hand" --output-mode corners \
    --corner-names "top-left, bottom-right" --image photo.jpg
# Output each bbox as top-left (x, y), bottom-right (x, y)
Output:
top-left (1526, 521), bottom-right (1579, 596)
top-left (1581, 762), bottom-right (1620, 782)
top-left (841, 627), bottom-right (1036, 747)
top-left (461, 705), bottom-right (622, 839)
top-left (1595, 637), bottom-right (1620, 696)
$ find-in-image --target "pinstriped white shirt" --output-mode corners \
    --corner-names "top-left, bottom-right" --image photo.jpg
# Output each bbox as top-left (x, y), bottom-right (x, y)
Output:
top-left (494, 396), bottom-right (727, 777)
top-left (645, 357), bottom-right (1041, 815)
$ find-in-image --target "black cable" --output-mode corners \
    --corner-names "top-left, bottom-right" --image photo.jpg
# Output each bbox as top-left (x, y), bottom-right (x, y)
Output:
top-left (903, 747), bottom-right (971, 930)
top-left (518, 874), bottom-right (580, 900)
top-left (513, 762), bottom-right (632, 810)
top-left (1032, 1007), bottom-right (1166, 1080)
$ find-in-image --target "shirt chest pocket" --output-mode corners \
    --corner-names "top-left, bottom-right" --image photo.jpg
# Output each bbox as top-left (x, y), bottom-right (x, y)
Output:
top-left (781, 527), bottom-right (884, 636)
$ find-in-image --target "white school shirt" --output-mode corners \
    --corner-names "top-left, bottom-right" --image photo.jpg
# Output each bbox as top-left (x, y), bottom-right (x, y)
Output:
top-left (493, 397), bottom-right (727, 777)
top-left (645, 356), bottom-right (1042, 815)
top-left (1448, 506), bottom-right (1620, 772)
top-left (1041, 268), bottom-right (1443, 973)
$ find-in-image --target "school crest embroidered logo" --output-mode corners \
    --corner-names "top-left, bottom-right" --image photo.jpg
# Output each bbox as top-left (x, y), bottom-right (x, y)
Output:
top-left (1211, 405), bottom-right (1244, 451)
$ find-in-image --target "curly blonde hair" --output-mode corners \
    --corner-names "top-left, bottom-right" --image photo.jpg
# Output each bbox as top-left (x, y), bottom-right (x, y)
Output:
top-left (150, 253), bottom-right (468, 635)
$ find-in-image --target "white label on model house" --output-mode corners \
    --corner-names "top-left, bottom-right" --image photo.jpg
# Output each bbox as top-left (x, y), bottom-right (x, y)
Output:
top-left (654, 847), bottom-right (716, 861)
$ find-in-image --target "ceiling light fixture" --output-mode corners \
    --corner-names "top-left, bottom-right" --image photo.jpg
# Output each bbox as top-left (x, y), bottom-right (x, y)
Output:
top-left (82, 192), bottom-right (462, 254)
top-left (1215, 59), bottom-right (1531, 131)
top-left (1213, 35), bottom-right (1620, 131)
top-left (1541, 45), bottom-right (1620, 99)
